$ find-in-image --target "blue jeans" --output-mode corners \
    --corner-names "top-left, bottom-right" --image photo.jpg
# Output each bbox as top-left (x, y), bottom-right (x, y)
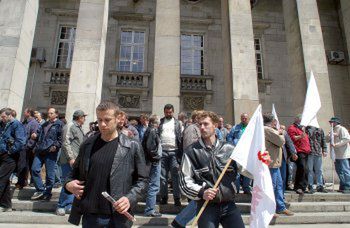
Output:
top-left (160, 151), bottom-right (180, 200)
top-left (335, 159), bottom-right (350, 190)
top-left (82, 213), bottom-right (132, 228)
top-left (174, 200), bottom-right (197, 226)
top-left (54, 150), bottom-right (62, 185)
top-left (235, 173), bottom-right (252, 193)
top-left (270, 168), bottom-right (286, 212)
top-left (31, 152), bottom-right (58, 196)
top-left (196, 201), bottom-right (244, 228)
top-left (57, 163), bottom-right (74, 210)
top-left (307, 155), bottom-right (323, 188)
top-left (144, 162), bottom-right (161, 215)
top-left (279, 156), bottom-right (287, 193)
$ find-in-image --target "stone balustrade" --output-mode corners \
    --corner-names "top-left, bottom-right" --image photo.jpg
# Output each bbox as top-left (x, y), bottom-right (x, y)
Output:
top-left (109, 71), bottom-right (151, 97)
top-left (180, 75), bottom-right (213, 93)
top-left (44, 68), bottom-right (70, 84)
top-left (42, 68), bottom-right (70, 101)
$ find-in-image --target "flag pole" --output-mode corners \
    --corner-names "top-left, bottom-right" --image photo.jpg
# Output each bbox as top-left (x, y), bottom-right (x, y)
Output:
top-left (190, 158), bottom-right (233, 228)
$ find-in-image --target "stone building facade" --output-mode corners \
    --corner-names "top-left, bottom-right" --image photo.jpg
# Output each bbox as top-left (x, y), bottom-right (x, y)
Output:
top-left (1, 0), bottom-right (350, 179)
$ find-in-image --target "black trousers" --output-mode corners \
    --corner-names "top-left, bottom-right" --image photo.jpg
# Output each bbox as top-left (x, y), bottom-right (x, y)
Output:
top-left (294, 153), bottom-right (308, 191)
top-left (17, 147), bottom-right (34, 186)
top-left (0, 153), bottom-right (16, 208)
top-left (196, 201), bottom-right (245, 228)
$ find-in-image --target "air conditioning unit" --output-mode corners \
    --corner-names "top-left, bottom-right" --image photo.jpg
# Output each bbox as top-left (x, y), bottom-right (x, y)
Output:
top-left (327, 51), bottom-right (345, 64)
top-left (31, 47), bottom-right (46, 63)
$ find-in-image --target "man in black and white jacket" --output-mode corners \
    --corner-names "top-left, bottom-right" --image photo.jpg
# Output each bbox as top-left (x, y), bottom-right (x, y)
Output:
top-left (179, 111), bottom-right (251, 228)
top-left (158, 104), bottom-right (183, 206)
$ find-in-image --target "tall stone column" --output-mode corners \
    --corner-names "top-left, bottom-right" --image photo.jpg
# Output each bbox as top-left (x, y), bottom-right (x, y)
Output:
top-left (0, 0), bottom-right (39, 114)
top-left (228, 0), bottom-right (259, 122)
top-left (221, 0), bottom-right (234, 124)
top-left (340, 0), bottom-right (350, 70)
top-left (283, 0), bottom-right (334, 182)
top-left (66, 0), bottom-right (109, 130)
top-left (152, 0), bottom-right (180, 116)
top-left (283, 0), bottom-right (334, 130)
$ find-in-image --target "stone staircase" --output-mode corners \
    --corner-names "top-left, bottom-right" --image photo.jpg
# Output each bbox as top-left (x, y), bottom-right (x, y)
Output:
top-left (2, 186), bottom-right (350, 226)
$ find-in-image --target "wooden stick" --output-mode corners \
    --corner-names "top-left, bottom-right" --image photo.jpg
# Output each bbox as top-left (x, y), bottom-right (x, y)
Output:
top-left (190, 158), bottom-right (233, 228)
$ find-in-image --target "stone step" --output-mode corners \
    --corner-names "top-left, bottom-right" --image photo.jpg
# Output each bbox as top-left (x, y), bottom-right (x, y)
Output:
top-left (11, 199), bottom-right (350, 214)
top-left (11, 186), bottom-right (350, 203)
top-left (1, 211), bottom-right (350, 225)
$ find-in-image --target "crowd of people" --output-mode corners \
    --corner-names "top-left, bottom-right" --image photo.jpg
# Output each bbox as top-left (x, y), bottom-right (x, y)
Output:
top-left (0, 102), bottom-right (349, 228)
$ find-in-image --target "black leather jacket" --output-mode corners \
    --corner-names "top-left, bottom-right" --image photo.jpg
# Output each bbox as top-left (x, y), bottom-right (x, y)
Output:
top-left (179, 139), bottom-right (244, 203)
top-left (65, 133), bottom-right (149, 225)
top-left (142, 127), bottom-right (161, 163)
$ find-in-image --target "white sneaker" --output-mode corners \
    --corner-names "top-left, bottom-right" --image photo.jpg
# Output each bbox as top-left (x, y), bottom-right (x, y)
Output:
top-left (56, 208), bottom-right (65, 216)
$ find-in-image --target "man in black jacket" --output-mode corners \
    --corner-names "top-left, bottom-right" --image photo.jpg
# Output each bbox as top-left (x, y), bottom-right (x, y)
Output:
top-left (179, 111), bottom-right (248, 228)
top-left (158, 104), bottom-right (183, 206)
top-left (65, 101), bottom-right (148, 228)
top-left (142, 115), bottom-right (162, 217)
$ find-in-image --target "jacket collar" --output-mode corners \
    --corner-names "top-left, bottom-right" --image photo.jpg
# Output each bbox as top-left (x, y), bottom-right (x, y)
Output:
top-left (199, 137), bottom-right (220, 150)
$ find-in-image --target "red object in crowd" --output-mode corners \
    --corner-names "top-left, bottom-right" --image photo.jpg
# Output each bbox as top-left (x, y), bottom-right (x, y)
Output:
top-left (287, 124), bottom-right (311, 154)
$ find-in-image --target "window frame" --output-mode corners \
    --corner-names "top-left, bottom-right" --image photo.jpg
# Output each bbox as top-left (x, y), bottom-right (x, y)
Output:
top-left (117, 30), bottom-right (146, 73)
top-left (254, 37), bottom-right (264, 79)
top-left (180, 33), bottom-right (205, 76)
top-left (54, 25), bottom-right (77, 69)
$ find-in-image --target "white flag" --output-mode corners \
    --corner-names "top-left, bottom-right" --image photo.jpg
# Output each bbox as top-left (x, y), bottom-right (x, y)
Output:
top-left (272, 104), bottom-right (280, 130)
top-left (230, 105), bottom-right (275, 228)
top-left (300, 71), bottom-right (321, 128)
top-left (330, 124), bottom-right (335, 161)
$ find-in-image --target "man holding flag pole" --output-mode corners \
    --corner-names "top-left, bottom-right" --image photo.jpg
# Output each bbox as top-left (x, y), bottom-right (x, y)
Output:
top-left (179, 106), bottom-right (275, 228)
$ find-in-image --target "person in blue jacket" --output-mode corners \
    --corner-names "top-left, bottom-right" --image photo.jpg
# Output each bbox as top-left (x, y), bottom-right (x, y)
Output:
top-left (31, 107), bottom-right (63, 201)
top-left (0, 108), bottom-right (26, 212)
top-left (226, 113), bottom-right (252, 194)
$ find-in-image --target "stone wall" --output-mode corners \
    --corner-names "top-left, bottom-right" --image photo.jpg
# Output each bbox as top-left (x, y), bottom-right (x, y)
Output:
top-left (318, 0), bottom-right (350, 128)
top-left (252, 0), bottom-right (293, 126)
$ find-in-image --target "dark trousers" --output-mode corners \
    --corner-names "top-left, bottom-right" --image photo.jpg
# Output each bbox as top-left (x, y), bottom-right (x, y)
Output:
top-left (196, 201), bottom-right (245, 228)
top-left (82, 213), bottom-right (132, 228)
top-left (0, 154), bottom-right (16, 208)
top-left (17, 147), bottom-right (35, 186)
top-left (294, 153), bottom-right (308, 191)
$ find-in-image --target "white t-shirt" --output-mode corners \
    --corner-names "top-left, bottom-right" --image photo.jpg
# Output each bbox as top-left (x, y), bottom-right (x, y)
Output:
top-left (160, 118), bottom-right (177, 151)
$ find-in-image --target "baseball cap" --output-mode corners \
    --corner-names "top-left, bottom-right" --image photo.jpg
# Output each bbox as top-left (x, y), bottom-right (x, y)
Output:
top-left (329, 117), bottom-right (341, 124)
top-left (73, 110), bottom-right (87, 118)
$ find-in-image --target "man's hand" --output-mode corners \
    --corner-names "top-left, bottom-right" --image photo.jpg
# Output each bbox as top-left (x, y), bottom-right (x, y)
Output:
top-left (322, 152), bottom-right (327, 158)
top-left (31, 133), bottom-right (37, 140)
top-left (203, 188), bottom-right (218, 201)
top-left (69, 159), bottom-right (75, 167)
top-left (66, 180), bottom-right (85, 200)
top-left (292, 154), bottom-right (298, 161)
top-left (113, 196), bottom-right (130, 214)
top-left (49, 146), bottom-right (56, 152)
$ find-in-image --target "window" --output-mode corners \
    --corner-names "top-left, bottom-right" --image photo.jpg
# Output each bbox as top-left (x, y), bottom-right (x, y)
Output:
top-left (55, 26), bottom-right (76, 69)
top-left (181, 34), bottom-right (204, 75)
top-left (254, 38), bottom-right (264, 79)
top-left (119, 31), bottom-right (145, 72)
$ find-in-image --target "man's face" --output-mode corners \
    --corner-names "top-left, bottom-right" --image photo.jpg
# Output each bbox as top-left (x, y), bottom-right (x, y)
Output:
top-left (241, 114), bottom-right (249, 126)
top-left (47, 108), bottom-right (57, 122)
top-left (218, 118), bottom-right (224, 128)
top-left (24, 109), bottom-right (30, 118)
top-left (140, 117), bottom-right (149, 126)
top-left (0, 113), bottom-right (11, 123)
top-left (77, 116), bottom-right (86, 126)
top-left (295, 117), bottom-right (301, 125)
top-left (199, 117), bottom-right (217, 139)
top-left (117, 114), bottom-right (126, 129)
top-left (164, 108), bottom-right (174, 119)
top-left (97, 109), bottom-right (119, 136)
top-left (34, 113), bottom-right (42, 122)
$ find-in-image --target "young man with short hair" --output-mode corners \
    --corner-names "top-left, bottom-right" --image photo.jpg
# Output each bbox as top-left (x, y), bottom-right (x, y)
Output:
top-left (65, 101), bottom-right (148, 227)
